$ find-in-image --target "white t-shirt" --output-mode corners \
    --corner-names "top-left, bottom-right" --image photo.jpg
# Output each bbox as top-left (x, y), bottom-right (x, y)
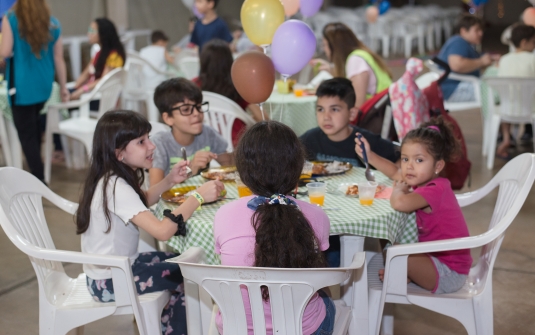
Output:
top-left (345, 55), bottom-right (378, 96)
top-left (81, 176), bottom-right (148, 279)
top-left (139, 45), bottom-right (168, 90)
top-left (498, 51), bottom-right (535, 78)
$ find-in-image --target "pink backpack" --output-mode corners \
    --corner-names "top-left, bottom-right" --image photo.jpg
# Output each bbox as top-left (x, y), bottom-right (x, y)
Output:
top-left (389, 58), bottom-right (429, 141)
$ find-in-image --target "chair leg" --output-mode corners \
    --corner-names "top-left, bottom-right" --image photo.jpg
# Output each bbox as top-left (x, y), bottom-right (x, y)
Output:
top-left (44, 130), bottom-right (53, 184)
top-left (404, 37), bottom-right (412, 59)
top-left (486, 115), bottom-right (501, 169)
top-left (6, 120), bottom-right (23, 169)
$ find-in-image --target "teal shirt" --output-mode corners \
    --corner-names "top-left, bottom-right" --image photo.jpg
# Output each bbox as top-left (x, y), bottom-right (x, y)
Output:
top-left (5, 12), bottom-right (61, 106)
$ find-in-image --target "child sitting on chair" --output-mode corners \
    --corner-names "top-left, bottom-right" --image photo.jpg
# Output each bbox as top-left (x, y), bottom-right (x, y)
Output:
top-left (149, 78), bottom-right (234, 186)
top-left (355, 117), bottom-right (472, 293)
top-left (139, 30), bottom-right (175, 90)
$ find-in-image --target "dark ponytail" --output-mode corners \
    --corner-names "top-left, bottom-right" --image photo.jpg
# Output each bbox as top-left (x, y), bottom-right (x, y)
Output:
top-left (402, 116), bottom-right (461, 163)
top-left (235, 121), bottom-right (327, 300)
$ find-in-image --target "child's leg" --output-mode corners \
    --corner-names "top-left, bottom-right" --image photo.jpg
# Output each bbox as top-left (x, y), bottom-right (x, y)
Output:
top-left (496, 122), bottom-right (511, 157)
top-left (407, 254), bottom-right (437, 291)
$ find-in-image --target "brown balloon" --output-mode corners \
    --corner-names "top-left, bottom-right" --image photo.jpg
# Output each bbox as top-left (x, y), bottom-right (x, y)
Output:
top-left (231, 51), bottom-right (275, 104)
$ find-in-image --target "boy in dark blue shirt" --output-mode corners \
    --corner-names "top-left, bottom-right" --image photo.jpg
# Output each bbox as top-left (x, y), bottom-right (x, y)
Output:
top-left (437, 14), bottom-right (493, 102)
top-left (190, 0), bottom-right (233, 51)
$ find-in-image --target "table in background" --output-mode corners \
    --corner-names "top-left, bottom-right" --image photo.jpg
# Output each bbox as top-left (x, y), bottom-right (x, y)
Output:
top-left (155, 167), bottom-right (417, 265)
top-left (263, 92), bottom-right (317, 137)
top-left (0, 82), bottom-right (60, 168)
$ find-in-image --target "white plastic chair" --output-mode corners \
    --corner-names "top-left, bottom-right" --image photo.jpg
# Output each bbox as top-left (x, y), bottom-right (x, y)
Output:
top-left (168, 247), bottom-right (365, 335)
top-left (367, 153), bottom-right (535, 335)
top-left (44, 68), bottom-right (124, 184)
top-left (202, 91), bottom-right (256, 152)
top-left (415, 71), bottom-right (440, 90)
top-left (177, 56), bottom-right (200, 80)
top-left (0, 167), bottom-right (171, 335)
top-left (482, 77), bottom-right (535, 170)
top-left (425, 59), bottom-right (482, 112)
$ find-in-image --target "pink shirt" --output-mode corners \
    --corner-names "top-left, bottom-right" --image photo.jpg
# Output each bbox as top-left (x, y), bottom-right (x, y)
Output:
top-left (213, 196), bottom-right (330, 335)
top-left (413, 177), bottom-right (472, 275)
top-left (345, 55), bottom-right (378, 96)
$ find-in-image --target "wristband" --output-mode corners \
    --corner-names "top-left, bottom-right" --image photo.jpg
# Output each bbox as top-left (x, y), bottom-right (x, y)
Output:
top-left (162, 209), bottom-right (186, 236)
top-left (190, 191), bottom-right (204, 205)
top-left (82, 84), bottom-right (89, 92)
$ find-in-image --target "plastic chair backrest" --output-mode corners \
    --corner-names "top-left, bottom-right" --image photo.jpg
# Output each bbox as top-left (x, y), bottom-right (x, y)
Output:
top-left (459, 153), bottom-right (535, 290)
top-left (0, 167), bottom-right (78, 291)
top-left (483, 77), bottom-right (535, 120)
top-left (94, 68), bottom-right (124, 119)
top-left (202, 91), bottom-right (256, 152)
top-left (415, 72), bottom-right (440, 90)
top-left (123, 56), bottom-right (147, 93)
top-left (178, 56), bottom-right (200, 80)
top-left (173, 247), bottom-right (364, 335)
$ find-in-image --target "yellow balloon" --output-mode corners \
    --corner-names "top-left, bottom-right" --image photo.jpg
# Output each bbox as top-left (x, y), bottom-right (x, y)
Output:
top-left (241, 0), bottom-right (285, 46)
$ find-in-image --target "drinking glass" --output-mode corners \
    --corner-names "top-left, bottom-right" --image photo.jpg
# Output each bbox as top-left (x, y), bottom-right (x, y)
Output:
top-left (306, 182), bottom-right (326, 206)
top-left (358, 181), bottom-right (377, 206)
top-left (236, 175), bottom-right (253, 198)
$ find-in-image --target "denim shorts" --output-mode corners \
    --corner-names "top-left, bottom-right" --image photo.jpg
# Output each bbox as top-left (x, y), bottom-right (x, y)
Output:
top-left (429, 256), bottom-right (467, 294)
top-left (311, 289), bottom-right (336, 335)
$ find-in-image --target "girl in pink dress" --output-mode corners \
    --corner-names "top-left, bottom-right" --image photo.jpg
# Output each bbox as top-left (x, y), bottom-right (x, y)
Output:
top-left (355, 116), bottom-right (472, 294)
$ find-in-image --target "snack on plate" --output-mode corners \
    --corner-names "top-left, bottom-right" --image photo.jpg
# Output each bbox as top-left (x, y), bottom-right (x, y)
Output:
top-left (312, 161), bottom-right (352, 175)
top-left (200, 166), bottom-right (237, 181)
top-left (346, 184), bottom-right (359, 196)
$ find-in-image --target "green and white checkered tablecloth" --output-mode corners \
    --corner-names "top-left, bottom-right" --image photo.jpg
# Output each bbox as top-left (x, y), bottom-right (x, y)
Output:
top-left (263, 92), bottom-right (317, 137)
top-left (0, 82), bottom-right (61, 121)
top-left (155, 167), bottom-right (418, 265)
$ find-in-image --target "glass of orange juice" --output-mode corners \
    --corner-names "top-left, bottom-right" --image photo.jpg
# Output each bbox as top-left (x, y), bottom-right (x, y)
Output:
top-left (358, 181), bottom-right (377, 206)
top-left (236, 175), bottom-right (253, 198)
top-left (306, 182), bottom-right (326, 206)
top-left (300, 161), bottom-right (313, 179)
top-left (293, 84), bottom-right (305, 97)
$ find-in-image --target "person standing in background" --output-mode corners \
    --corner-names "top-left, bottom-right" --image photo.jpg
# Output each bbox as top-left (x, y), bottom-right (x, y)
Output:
top-left (0, 0), bottom-right (68, 183)
top-left (190, 0), bottom-right (233, 52)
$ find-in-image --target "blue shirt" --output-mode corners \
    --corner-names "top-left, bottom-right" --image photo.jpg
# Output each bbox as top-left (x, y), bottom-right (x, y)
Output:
top-left (437, 35), bottom-right (480, 100)
top-left (190, 17), bottom-right (233, 51)
top-left (6, 12), bottom-right (61, 106)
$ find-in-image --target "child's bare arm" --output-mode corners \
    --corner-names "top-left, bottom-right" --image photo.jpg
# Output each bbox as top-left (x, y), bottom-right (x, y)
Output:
top-left (149, 167), bottom-right (165, 187)
top-left (355, 134), bottom-right (401, 180)
top-left (390, 180), bottom-right (429, 213)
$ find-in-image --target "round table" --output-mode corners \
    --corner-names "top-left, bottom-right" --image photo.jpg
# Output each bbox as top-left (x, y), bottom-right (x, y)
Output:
top-left (263, 92), bottom-right (318, 137)
top-left (155, 167), bottom-right (417, 265)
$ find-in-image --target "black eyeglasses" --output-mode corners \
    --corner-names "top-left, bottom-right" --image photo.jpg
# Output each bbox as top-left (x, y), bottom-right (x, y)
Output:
top-left (169, 102), bottom-right (209, 116)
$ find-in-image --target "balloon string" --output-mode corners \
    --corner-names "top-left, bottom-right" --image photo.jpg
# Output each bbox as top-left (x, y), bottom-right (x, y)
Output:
top-left (259, 103), bottom-right (265, 120)
top-left (261, 45), bottom-right (269, 55)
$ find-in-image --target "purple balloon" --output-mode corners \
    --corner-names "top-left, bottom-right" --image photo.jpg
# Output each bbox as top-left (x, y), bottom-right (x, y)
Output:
top-left (300, 0), bottom-right (323, 17)
top-left (271, 20), bottom-right (317, 77)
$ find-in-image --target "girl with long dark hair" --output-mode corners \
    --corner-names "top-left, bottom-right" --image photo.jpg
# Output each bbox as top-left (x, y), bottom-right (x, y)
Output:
top-left (70, 18), bottom-right (126, 100)
top-left (213, 121), bottom-right (334, 335)
top-left (76, 110), bottom-right (224, 334)
top-left (0, 0), bottom-right (68, 183)
top-left (193, 39), bottom-right (266, 146)
top-left (311, 22), bottom-right (392, 109)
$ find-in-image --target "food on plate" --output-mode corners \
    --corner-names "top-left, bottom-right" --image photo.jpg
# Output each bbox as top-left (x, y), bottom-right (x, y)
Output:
top-left (312, 161), bottom-right (352, 175)
top-left (346, 184), bottom-right (359, 196)
top-left (200, 166), bottom-right (237, 181)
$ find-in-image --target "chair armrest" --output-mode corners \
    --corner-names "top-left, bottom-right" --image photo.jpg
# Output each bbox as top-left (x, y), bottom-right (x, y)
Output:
top-left (168, 247), bottom-right (206, 265)
top-left (66, 82), bottom-right (76, 90)
top-left (447, 72), bottom-right (481, 83)
top-left (27, 245), bottom-right (131, 269)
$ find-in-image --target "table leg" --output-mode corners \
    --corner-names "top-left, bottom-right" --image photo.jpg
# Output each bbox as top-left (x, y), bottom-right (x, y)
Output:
top-left (340, 235), bottom-right (369, 335)
top-left (0, 113), bottom-right (13, 166)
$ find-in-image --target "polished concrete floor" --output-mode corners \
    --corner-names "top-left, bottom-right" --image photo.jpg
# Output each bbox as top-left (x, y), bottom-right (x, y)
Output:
top-left (1, 110), bottom-right (535, 333)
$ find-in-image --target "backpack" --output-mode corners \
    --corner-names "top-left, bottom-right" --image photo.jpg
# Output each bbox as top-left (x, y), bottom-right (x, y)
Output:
top-left (421, 58), bottom-right (471, 190)
top-left (352, 88), bottom-right (399, 142)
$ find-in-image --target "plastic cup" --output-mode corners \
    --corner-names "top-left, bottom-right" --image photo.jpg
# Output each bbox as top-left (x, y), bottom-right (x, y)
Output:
top-left (358, 181), bottom-right (377, 206)
top-left (236, 175), bottom-right (253, 198)
top-left (293, 84), bottom-right (306, 97)
top-left (307, 182), bottom-right (326, 206)
top-left (301, 161), bottom-right (313, 179)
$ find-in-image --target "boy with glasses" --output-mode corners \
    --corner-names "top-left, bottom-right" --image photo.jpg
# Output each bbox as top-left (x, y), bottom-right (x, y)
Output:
top-left (149, 78), bottom-right (233, 186)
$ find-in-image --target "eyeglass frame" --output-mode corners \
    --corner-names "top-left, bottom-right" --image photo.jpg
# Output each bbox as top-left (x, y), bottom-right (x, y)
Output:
top-left (168, 101), bottom-right (210, 116)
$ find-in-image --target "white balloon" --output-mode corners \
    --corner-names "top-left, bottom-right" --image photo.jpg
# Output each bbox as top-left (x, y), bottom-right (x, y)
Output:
top-left (181, 0), bottom-right (194, 9)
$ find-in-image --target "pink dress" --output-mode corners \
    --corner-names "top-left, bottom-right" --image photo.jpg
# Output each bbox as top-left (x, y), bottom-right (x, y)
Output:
top-left (213, 196), bottom-right (330, 335)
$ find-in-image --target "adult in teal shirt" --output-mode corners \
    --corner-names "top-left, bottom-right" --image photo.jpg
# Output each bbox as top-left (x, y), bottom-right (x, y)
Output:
top-left (0, 0), bottom-right (68, 183)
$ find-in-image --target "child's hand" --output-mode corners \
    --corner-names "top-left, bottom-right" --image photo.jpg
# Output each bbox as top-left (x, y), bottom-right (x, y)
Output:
top-left (354, 133), bottom-right (372, 159)
top-left (309, 58), bottom-right (331, 72)
top-left (196, 179), bottom-right (225, 203)
top-left (190, 151), bottom-right (218, 175)
top-left (167, 160), bottom-right (189, 185)
top-left (392, 180), bottom-right (410, 194)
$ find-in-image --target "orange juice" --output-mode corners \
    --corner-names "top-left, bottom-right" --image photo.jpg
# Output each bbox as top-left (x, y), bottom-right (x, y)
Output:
top-left (237, 185), bottom-right (253, 198)
top-left (294, 89), bottom-right (304, 97)
top-left (309, 194), bottom-right (325, 206)
top-left (359, 198), bottom-right (374, 206)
